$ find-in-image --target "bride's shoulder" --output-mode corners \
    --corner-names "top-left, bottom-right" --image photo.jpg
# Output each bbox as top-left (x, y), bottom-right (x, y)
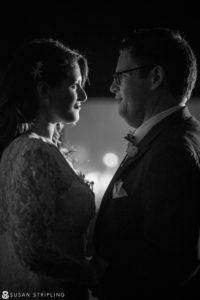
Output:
top-left (1, 134), bottom-right (55, 166)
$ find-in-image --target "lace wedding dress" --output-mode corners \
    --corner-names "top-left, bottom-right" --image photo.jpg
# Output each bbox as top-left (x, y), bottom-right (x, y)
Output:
top-left (0, 133), bottom-right (96, 299)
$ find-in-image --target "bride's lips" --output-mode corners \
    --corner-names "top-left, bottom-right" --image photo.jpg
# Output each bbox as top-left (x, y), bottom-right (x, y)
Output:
top-left (74, 102), bottom-right (81, 109)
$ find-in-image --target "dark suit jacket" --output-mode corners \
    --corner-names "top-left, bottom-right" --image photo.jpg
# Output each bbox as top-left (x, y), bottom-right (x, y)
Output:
top-left (93, 107), bottom-right (200, 299)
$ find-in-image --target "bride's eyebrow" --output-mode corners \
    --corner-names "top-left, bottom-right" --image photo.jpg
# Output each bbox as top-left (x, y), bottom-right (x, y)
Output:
top-left (66, 77), bottom-right (77, 85)
top-left (69, 79), bottom-right (81, 86)
top-left (73, 77), bottom-right (82, 85)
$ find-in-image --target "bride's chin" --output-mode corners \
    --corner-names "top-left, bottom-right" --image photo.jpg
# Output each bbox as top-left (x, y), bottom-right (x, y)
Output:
top-left (64, 111), bottom-right (80, 124)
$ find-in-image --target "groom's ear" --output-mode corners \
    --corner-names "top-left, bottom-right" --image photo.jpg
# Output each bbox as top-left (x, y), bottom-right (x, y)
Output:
top-left (150, 65), bottom-right (165, 90)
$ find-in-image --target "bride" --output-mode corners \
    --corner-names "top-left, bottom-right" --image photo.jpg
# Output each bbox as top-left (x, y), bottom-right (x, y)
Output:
top-left (0, 38), bottom-right (97, 300)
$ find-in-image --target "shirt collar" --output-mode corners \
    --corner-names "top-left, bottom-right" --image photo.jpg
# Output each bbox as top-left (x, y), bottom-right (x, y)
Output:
top-left (134, 105), bottom-right (184, 144)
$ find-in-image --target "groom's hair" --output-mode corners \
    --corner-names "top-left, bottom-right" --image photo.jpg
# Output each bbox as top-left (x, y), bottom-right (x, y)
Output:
top-left (120, 27), bottom-right (197, 101)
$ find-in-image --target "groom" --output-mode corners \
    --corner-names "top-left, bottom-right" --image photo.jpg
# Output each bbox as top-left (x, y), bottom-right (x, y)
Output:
top-left (92, 28), bottom-right (200, 299)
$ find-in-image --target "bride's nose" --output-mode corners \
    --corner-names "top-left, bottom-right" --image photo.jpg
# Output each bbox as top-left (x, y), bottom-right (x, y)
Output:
top-left (78, 86), bottom-right (87, 102)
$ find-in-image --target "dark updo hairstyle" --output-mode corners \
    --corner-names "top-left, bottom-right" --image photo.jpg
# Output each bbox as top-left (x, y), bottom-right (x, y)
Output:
top-left (0, 38), bottom-right (89, 158)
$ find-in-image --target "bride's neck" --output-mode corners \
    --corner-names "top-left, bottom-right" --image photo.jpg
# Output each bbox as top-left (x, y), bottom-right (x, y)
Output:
top-left (31, 117), bottom-right (56, 141)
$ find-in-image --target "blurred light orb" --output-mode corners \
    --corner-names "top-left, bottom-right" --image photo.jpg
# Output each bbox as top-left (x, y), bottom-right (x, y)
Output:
top-left (102, 152), bottom-right (119, 167)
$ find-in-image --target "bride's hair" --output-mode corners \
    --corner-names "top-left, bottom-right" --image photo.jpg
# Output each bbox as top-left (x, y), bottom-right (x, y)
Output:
top-left (0, 38), bottom-right (89, 158)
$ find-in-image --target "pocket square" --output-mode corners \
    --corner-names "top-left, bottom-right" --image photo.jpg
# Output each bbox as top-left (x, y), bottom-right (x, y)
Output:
top-left (112, 179), bottom-right (128, 199)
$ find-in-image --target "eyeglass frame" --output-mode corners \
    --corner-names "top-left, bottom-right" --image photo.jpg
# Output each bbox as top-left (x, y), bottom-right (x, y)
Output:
top-left (113, 64), bottom-right (155, 86)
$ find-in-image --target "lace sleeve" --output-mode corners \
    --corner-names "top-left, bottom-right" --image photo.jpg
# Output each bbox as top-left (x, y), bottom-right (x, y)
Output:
top-left (8, 143), bottom-right (96, 284)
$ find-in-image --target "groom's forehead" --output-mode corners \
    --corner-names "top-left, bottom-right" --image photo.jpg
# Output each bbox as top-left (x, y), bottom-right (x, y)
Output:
top-left (116, 50), bottom-right (137, 71)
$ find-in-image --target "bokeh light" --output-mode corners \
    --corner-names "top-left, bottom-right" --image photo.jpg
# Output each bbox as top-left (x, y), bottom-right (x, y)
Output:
top-left (102, 152), bottom-right (119, 168)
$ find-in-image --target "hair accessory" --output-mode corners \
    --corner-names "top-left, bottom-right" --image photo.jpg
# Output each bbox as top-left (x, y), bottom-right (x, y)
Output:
top-left (31, 61), bottom-right (43, 79)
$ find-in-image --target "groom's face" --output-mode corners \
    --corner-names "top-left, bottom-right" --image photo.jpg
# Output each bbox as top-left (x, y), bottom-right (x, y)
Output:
top-left (110, 49), bottom-right (150, 128)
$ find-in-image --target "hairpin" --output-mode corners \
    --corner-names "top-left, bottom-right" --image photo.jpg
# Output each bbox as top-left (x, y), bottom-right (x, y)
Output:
top-left (31, 61), bottom-right (43, 79)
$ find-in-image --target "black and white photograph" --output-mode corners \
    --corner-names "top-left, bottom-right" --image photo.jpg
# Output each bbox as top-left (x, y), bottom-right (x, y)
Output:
top-left (0, 3), bottom-right (200, 299)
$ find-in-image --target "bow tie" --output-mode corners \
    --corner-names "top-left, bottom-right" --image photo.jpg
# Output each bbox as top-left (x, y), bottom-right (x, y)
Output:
top-left (119, 132), bottom-right (139, 167)
top-left (124, 131), bottom-right (137, 145)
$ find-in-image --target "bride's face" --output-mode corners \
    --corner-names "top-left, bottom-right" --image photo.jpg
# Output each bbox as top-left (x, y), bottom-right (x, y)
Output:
top-left (47, 63), bottom-right (87, 124)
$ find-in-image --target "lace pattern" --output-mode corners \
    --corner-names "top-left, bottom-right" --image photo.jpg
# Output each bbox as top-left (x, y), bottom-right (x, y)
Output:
top-left (0, 134), bottom-right (95, 292)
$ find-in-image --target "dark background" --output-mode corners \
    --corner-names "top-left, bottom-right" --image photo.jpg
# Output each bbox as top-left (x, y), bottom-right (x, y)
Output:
top-left (0, 3), bottom-right (199, 98)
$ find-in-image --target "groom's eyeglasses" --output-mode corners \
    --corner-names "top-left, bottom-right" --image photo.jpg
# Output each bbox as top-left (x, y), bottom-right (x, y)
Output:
top-left (113, 65), bottom-right (154, 86)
